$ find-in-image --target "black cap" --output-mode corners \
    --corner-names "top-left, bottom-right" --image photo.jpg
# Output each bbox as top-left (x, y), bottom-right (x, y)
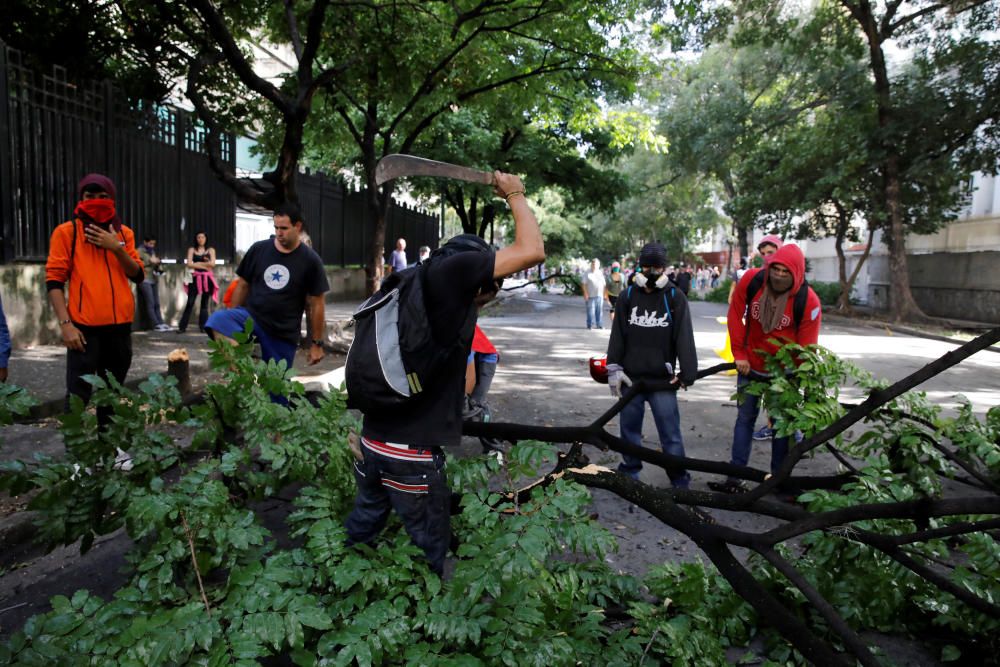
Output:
top-left (638, 242), bottom-right (668, 268)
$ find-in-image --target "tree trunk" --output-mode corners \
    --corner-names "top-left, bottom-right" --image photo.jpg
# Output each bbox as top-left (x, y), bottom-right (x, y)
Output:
top-left (837, 227), bottom-right (875, 313)
top-left (852, 0), bottom-right (926, 322)
top-left (832, 200), bottom-right (852, 313)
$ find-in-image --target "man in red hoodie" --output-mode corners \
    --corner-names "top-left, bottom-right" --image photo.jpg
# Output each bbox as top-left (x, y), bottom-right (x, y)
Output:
top-left (712, 243), bottom-right (821, 494)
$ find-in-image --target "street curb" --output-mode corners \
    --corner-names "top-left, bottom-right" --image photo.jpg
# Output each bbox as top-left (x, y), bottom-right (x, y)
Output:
top-left (822, 312), bottom-right (1000, 354)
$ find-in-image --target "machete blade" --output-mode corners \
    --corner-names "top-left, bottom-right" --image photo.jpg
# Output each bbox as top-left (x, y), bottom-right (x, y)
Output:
top-left (375, 154), bottom-right (494, 186)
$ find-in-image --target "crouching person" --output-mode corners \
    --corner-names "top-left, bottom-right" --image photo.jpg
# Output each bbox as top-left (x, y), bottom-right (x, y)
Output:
top-left (606, 242), bottom-right (698, 487)
top-left (344, 172), bottom-right (544, 576)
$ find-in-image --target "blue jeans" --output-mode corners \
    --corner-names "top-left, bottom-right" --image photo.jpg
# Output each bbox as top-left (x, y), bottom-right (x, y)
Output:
top-left (586, 297), bottom-right (603, 328)
top-left (345, 443), bottom-right (451, 575)
top-left (617, 390), bottom-right (690, 487)
top-left (205, 308), bottom-right (298, 405)
top-left (730, 374), bottom-right (790, 476)
top-left (139, 281), bottom-right (164, 327)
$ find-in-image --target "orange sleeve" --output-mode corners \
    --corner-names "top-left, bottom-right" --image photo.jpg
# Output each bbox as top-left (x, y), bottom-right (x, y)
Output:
top-left (122, 227), bottom-right (143, 279)
top-left (45, 223), bottom-right (73, 286)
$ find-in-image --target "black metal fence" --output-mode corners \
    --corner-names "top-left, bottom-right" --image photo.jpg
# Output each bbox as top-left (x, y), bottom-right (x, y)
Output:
top-left (296, 170), bottom-right (440, 266)
top-left (0, 40), bottom-right (440, 266)
top-left (0, 43), bottom-right (237, 263)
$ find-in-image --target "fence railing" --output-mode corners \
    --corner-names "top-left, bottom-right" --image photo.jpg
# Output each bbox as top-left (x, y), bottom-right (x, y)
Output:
top-left (0, 41), bottom-right (439, 266)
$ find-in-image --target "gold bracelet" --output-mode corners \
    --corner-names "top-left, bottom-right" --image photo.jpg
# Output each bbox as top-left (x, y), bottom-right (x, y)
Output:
top-left (504, 190), bottom-right (525, 202)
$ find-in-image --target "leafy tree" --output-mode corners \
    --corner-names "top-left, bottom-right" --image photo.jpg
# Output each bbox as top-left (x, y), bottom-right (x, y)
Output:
top-left (834, 0), bottom-right (1000, 321)
top-left (113, 0), bottom-right (356, 209)
top-left (284, 0), bottom-right (650, 293)
top-left (397, 105), bottom-right (632, 240)
top-left (654, 40), bottom-right (834, 260)
top-left (1, 0), bottom-right (173, 100)
top-left (589, 146), bottom-right (726, 263)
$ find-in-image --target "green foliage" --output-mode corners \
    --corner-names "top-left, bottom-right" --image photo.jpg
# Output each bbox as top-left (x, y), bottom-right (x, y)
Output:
top-left (807, 281), bottom-right (840, 307)
top-left (4, 333), bottom-right (999, 664)
top-left (740, 343), bottom-right (1000, 659)
top-left (0, 383), bottom-right (38, 425)
top-left (704, 278), bottom-right (734, 303)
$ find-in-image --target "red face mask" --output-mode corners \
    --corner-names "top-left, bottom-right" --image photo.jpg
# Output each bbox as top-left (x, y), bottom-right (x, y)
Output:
top-left (75, 198), bottom-right (116, 224)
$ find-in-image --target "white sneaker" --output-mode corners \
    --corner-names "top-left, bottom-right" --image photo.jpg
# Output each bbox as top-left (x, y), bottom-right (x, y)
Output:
top-left (155, 323), bottom-right (172, 331)
top-left (113, 448), bottom-right (134, 472)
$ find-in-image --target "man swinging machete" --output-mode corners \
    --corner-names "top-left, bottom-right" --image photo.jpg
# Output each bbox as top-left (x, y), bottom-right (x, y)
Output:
top-left (345, 155), bottom-right (545, 576)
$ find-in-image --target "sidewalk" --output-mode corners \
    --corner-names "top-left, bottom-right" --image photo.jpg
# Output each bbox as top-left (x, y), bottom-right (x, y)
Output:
top-left (3, 300), bottom-right (363, 419)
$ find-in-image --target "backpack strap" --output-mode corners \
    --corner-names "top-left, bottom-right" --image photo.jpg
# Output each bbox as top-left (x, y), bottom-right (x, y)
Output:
top-left (792, 280), bottom-right (809, 327)
top-left (661, 286), bottom-right (674, 324)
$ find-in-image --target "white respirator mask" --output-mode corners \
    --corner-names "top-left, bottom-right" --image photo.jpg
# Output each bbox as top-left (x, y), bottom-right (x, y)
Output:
top-left (634, 270), bottom-right (669, 289)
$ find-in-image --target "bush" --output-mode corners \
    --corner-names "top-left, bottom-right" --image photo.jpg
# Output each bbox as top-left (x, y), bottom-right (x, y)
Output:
top-left (704, 278), bottom-right (733, 303)
top-left (809, 280), bottom-right (842, 306)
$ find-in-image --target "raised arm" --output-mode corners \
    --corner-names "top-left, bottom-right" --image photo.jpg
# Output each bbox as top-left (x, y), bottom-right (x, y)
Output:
top-left (492, 171), bottom-right (545, 279)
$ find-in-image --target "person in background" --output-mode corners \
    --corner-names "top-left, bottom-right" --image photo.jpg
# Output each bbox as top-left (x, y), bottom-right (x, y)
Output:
top-left (137, 235), bottom-right (170, 331)
top-left (178, 231), bottom-right (217, 333)
top-left (581, 258), bottom-right (607, 330)
top-left (418, 245), bottom-right (431, 264)
top-left (0, 290), bottom-right (10, 382)
top-left (389, 238), bottom-right (407, 274)
top-left (606, 261), bottom-right (625, 321)
top-left (465, 324), bottom-right (502, 453)
top-left (673, 263), bottom-right (692, 295)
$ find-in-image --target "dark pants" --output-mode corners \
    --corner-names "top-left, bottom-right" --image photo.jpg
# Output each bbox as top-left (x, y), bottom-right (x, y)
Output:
top-left (344, 442), bottom-right (451, 575)
top-left (65, 323), bottom-right (132, 428)
top-left (469, 356), bottom-right (497, 405)
top-left (729, 373), bottom-right (790, 478)
top-left (138, 281), bottom-right (164, 327)
top-left (178, 281), bottom-right (210, 332)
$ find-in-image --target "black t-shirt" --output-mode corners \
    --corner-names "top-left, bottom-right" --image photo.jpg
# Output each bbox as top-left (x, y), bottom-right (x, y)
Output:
top-left (237, 240), bottom-right (330, 342)
top-left (362, 250), bottom-right (495, 449)
top-left (674, 271), bottom-right (692, 294)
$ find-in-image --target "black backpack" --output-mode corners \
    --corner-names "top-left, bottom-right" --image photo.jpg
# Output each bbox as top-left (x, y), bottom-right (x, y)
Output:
top-left (345, 261), bottom-right (476, 414)
top-left (744, 271), bottom-right (809, 341)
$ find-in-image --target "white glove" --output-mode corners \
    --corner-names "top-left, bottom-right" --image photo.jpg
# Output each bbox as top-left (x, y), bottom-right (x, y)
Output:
top-left (607, 363), bottom-right (632, 398)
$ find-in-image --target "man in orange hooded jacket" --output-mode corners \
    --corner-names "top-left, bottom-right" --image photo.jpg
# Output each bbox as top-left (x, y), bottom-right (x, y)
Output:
top-left (45, 173), bottom-right (143, 426)
top-left (713, 243), bottom-right (822, 494)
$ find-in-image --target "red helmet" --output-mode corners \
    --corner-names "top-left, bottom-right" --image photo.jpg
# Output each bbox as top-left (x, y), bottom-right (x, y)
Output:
top-left (589, 355), bottom-right (609, 384)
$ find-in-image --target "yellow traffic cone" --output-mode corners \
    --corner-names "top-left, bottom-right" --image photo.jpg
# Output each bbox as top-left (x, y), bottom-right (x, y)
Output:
top-left (714, 316), bottom-right (737, 375)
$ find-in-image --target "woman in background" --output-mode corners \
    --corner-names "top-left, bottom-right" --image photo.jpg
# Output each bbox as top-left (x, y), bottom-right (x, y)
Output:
top-left (178, 231), bottom-right (218, 333)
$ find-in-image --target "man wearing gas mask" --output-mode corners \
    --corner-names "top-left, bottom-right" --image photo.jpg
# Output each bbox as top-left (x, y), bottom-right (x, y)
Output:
top-left (711, 243), bottom-right (822, 495)
top-left (605, 242), bottom-right (698, 486)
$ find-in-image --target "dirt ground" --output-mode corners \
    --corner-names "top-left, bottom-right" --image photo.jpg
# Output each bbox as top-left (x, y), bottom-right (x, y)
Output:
top-left (3, 285), bottom-right (996, 663)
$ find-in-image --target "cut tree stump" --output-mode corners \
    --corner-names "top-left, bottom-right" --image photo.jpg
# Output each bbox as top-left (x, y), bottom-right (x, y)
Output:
top-left (167, 348), bottom-right (192, 397)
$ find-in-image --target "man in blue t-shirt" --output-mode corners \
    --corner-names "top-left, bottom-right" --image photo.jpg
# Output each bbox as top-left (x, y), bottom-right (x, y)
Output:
top-left (205, 203), bottom-right (329, 371)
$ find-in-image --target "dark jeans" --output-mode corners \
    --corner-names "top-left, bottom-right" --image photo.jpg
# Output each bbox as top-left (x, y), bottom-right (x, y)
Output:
top-left (729, 374), bottom-right (790, 477)
top-left (617, 389), bottom-right (691, 487)
top-left (344, 443), bottom-right (450, 575)
top-left (178, 281), bottom-right (210, 332)
top-left (138, 280), bottom-right (164, 327)
top-left (469, 356), bottom-right (497, 405)
top-left (65, 323), bottom-right (132, 429)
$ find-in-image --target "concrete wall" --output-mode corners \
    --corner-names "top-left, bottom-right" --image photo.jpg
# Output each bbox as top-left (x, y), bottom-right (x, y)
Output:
top-left (1, 263), bottom-right (367, 347)
top-left (867, 250), bottom-right (1000, 323)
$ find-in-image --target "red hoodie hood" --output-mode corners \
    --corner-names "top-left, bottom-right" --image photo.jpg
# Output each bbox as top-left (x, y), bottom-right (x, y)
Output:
top-left (764, 243), bottom-right (806, 292)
